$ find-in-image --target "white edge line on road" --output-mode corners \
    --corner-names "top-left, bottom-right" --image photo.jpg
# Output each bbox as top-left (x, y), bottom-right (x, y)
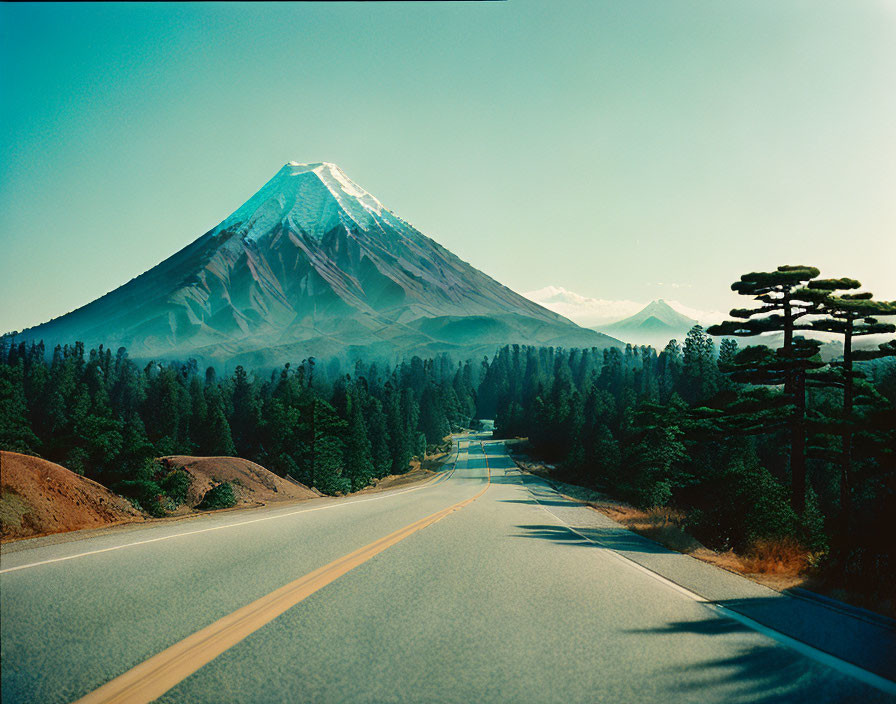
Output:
top-left (0, 444), bottom-right (466, 576)
top-left (519, 470), bottom-right (896, 695)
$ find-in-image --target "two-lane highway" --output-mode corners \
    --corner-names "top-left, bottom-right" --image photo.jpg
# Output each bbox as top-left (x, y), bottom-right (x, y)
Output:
top-left (2, 436), bottom-right (894, 703)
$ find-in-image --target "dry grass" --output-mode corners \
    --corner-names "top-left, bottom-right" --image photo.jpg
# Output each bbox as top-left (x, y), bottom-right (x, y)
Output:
top-left (506, 446), bottom-right (810, 587)
top-left (693, 542), bottom-right (811, 592)
top-left (356, 449), bottom-right (452, 494)
top-left (617, 507), bottom-right (704, 554)
top-left (585, 499), bottom-right (817, 590)
top-left (589, 500), bottom-right (813, 590)
top-left (740, 538), bottom-right (811, 577)
top-left (507, 445), bottom-right (896, 618)
top-left (584, 501), bottom-right (702, 554)
top-left (585, 498), bottom-right (813, 589)
top-left (691, 548), bottom-right (746, 574)
top-left (509, 445), bottom-right (798, 569)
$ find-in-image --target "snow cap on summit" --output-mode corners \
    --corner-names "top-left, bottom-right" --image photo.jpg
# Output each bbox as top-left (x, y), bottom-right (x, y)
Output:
top-left (220, 162), bottom-right (394, 240)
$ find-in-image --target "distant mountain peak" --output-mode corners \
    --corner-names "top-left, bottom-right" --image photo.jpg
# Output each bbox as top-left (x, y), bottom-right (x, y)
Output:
top-left (643, 299), bottom-right (674, 312)
top-left (582, 299), bottom-right (698, 348)
top-left (610, 300), bottom-right (696, 330)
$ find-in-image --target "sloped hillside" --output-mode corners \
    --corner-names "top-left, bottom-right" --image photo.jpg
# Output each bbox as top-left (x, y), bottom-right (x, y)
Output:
top-left (158, 456), bottom-right (321, 508)
top-left (0, 451), bottom-right (143, 540)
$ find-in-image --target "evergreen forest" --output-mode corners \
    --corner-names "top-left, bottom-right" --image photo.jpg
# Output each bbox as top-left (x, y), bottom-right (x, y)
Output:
top-left (1, 265), bottom-right (894, 602)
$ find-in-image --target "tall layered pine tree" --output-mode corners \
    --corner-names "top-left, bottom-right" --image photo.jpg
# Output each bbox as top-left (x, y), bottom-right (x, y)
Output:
top-left (797, 280), bottom-right (896, 532)
top-left (709, 266), bottom-right (825, 515)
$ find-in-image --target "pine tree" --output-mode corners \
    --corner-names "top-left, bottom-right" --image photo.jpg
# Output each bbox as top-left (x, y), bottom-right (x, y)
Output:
top-left (344, 388), bottom-right (374, 491)
top-left (657, 340), bottom-right (683, 403)
top-left (400, 387), bottom-right (420, 457)
top-left (186, 375), bottom-right (207, 453)
top-left (383, 382), bottom-right (410, 475)
top-left (0, 361), bottom-right (41, 454)
top-left (419, 384), bottom-right (450, 444)
top-left (709, 265), bottom-right (826, 515)
top-left (682, 325), bottom-right (719, 403)
top-left (143, 367), bottom-right (188, 454)
top-left (714, 338), bottom-right (825, 514)
top-left (229, 365), bottom-right (260, 457)
top-left (201, 387), bottom-right (236, 456)
top-left (364, 396), bottom-right (392, 478)
top-left (709, 265), bottom-right (821, 393)
top-left (310, 399), bottom-right (348, 494)
top-left (625, 398), bottom-right (688, 507)
top-left (798, 280), bottom-right (896, 532)
top-left (718, 338), bottom-right (739, 367)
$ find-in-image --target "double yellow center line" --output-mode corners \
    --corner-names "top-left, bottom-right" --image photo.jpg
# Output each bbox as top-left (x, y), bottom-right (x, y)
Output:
top-left (74, 442), bottom-right (492, 704)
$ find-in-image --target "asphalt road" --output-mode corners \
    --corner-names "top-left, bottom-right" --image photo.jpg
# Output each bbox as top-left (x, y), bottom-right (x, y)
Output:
top-left (2, 435), bottom-right (894, 703)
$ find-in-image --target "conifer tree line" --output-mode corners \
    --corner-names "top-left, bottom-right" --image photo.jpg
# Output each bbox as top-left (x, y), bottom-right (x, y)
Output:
top-left (1, 265), bottom-right (893, 593)
top-left (0, 342), bottom-right (478, 507)
top-left (480, 266), bottom-right (895, 595)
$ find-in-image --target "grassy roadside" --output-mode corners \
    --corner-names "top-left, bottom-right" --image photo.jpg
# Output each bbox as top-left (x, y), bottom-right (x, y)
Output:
top-left (505, 443), bottom-right (894, 620)
top-left (355, 446), bottom-right (454, 494)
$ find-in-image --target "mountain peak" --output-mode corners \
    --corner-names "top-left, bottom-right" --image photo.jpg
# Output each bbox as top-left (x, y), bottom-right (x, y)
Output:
top-left (15, 161), bottom-right (622, 364)
top-left (220, 162), bottom-right (390, 240)
top-left (281, 161), bottom-right (352, 184)
top-left (609, 299), bottom-right (697, 330)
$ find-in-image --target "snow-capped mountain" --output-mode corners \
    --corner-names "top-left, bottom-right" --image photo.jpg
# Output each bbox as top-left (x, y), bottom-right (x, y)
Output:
top-left (594, 299), bottom-right (698, 348)
top-left (523, 286), bottom-right (643, 327)
top-left (15, 162), bottom-right (621, 365)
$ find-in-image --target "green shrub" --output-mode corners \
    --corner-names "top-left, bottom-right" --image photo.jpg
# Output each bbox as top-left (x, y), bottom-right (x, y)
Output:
top-left (426, 439), bottom-right (453, 455)
top-left (639, 478), bottom-right (673, 509)
top-left (742, 465), bottom-right (799, 545)
top-left (197, 482), bottom-right (237, 510)
top-left (117, 479), bottom-right (166, 517)
top-left (160, 470), bottom-right (191, 505)
top-left (315, 474), bottom-right (351, 496)
top-left (683, 459), bottom-right (798, 552)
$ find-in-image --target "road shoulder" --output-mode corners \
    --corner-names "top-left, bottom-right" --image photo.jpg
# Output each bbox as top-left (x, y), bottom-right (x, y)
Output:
top-left (504, 459), bottom-right (896, 682)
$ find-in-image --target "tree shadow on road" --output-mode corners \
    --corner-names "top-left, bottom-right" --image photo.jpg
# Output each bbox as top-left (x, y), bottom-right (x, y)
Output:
top-left (512, 524), bottom-right (896, 684)
top-left (629, 615), bottom-right (812, 703)
top-left (498, 497), bottom-right (575, 506)
top-left (512, 523), bottom-right (672, 554)
top-left (622, 605), bottom-right (893, 703)
top-left (512, 521), bottom-right (896, 699)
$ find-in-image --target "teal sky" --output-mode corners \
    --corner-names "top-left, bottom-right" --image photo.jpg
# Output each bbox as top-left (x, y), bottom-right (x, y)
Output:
top-left (2, 1), bottom-right (895, 333)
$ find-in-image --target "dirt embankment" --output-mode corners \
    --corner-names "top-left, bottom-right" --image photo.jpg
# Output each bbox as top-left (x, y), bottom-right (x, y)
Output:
top-left (1, 451), bottom-right (144, 541)
top-left (1, 453), bottom-right (321, 542)
top-left (1, 448), bottom-right (437, 544)
top-left (158, 456), bottom-right (321, 508)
